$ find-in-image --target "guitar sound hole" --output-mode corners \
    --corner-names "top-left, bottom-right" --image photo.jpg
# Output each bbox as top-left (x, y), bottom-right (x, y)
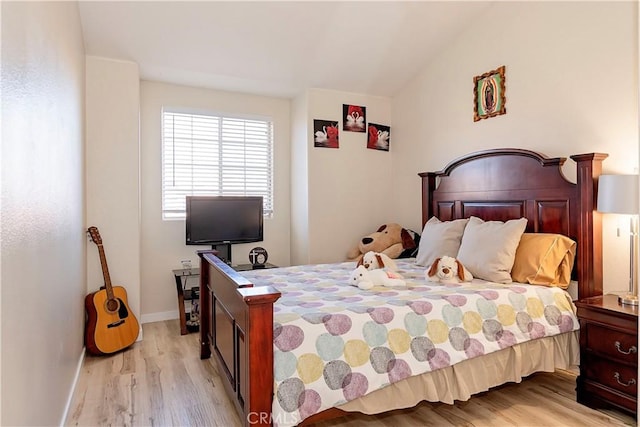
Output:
top-left (105, 298), bottom-right (120, 313)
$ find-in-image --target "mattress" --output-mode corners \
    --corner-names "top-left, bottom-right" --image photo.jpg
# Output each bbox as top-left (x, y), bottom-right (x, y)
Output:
top-left (241, 259), bottom-right (580, 426)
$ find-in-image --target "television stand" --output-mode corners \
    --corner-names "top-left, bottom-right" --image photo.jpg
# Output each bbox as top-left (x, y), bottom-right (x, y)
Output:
top-left (211, 243), bottom-right (231, 264)
top-left (233, 263), bottom-right (278, 271)
top-left (172, 261), bottom-right (278, 335)
top-left (172, 267), bottom-right (200, 335)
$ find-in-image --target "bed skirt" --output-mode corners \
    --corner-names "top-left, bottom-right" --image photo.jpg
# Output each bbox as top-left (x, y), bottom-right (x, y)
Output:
top-left (337, 330), bottom-right (579, 414)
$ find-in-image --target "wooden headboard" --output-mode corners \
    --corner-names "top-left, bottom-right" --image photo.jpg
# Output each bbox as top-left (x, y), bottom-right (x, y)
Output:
top-left (419, 148), bottom-right (607, 300)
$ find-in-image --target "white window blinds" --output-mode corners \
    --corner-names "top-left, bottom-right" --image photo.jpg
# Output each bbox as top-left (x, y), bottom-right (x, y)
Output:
top-left (162, 111), bottom-right (274, 220)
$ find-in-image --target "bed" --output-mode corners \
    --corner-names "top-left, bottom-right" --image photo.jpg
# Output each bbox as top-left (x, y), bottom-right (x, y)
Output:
top-left (198, 148), bottom-right (607, 426)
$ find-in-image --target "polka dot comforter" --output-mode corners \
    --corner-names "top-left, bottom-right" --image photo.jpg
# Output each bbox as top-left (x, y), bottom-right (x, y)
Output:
top-left (240, 259), bottom-right (579, 427)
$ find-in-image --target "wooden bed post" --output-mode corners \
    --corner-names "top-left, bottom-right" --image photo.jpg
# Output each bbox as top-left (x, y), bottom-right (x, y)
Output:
top-left (199, 250), bottom-right (213, 359)
top-left (239, 287), bottom-right (281, 426)
top-left (419, 172), bottom-right (437, 227)
top-left (571, 153), bottom-right (608, 299)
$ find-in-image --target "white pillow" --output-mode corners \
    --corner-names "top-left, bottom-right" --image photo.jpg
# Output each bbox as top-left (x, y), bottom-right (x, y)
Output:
top-left (415, 217), bottom-right (469, 267)
top-left (457, 216), bottom-right (528, 283)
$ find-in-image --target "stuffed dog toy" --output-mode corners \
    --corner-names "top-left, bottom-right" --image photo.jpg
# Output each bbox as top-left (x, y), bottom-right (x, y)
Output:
top-left (347, 223), bottom-right (419, 262)
top-left (350, 265), bottom-right (406, 290)
top-left (357, 251), bottom-right (398, 272)
top-left (426, 256), bottom-right (473, 284)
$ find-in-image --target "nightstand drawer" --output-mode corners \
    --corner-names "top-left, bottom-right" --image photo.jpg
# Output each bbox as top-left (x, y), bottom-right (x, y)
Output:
top-left (584, 323), bottom-right (638, 364)
top-left (583, 354), bottom-right (638, 397)
top-left (576, 295), bottom-right (638, 417)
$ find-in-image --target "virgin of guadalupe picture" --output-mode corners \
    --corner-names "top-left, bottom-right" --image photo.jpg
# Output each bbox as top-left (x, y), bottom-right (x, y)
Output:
top-left (483, 81), bottom-right (495, 112)
top-left (313, 119), bottom-right (339, 148)
top-left (473, 66), bottom-right (506, 122)
top-left (343, 104), bottom-right (366, 132)
top-left (367, 123), bottom-right (390, 151)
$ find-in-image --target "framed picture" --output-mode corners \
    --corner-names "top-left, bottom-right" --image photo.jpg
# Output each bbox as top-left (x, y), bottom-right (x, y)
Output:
top-left (343, 104), bottom-right (366, 132)
top-left (367, 123), bottom-right (390, 151)
top-left (313, 119), bottom-right (339, 148)
top-left (473, 66), bottom-right (506, 122)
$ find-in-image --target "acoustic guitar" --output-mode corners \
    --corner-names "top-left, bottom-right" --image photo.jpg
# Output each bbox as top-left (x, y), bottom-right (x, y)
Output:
top-left (85, 226), bottom-right (139, 355)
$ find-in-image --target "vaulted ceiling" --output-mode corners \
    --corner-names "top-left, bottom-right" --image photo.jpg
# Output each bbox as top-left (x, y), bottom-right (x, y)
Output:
top-left (78, 1), bottom-right (493, 98)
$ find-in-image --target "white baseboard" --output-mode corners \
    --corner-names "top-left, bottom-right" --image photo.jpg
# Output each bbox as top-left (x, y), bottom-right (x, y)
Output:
top-left (141, 310), bottom-right (178, 324)
top-left (59, 347), bottom-right (86, 426)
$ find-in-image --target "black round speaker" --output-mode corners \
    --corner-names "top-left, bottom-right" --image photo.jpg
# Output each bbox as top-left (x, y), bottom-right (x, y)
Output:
top-left (249, 247), bottom-right (268, 268)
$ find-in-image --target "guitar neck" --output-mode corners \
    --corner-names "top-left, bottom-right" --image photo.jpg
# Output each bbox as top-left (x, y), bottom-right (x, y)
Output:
top-left (96, 243), bottom-right (115, 300)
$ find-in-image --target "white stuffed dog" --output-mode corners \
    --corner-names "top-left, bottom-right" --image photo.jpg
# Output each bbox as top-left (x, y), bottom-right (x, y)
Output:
top-left (426, 256), bottom-right (473, 284)
top-left (350, 265), bottom-right (406, 290)
top-left (357, 251), bottom-right (398, 272)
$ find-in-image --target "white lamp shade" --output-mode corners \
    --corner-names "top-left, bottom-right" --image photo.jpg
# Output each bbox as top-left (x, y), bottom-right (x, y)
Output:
top-left (597, 174), bottom-right (639, 215)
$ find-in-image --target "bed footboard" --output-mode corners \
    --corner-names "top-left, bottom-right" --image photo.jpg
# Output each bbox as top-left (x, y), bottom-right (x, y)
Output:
top-left (199, 250), bottom-right (281, 427)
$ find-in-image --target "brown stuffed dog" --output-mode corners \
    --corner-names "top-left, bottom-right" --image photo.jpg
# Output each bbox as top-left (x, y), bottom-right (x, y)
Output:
top-left (347, 223), bottom-right (418, 262)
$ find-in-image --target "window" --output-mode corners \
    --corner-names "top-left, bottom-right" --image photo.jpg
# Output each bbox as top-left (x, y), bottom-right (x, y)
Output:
top-left (162, 110), bottom-right (274, 220)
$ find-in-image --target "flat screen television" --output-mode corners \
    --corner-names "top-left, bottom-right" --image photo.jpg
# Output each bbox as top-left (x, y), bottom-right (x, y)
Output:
top-left (185, 196), bottom-right (263, 262)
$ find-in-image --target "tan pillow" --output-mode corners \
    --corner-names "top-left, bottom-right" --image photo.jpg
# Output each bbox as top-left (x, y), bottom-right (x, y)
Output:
top-left (457, 216), bottom-right (528, 283)
top-left (415, 217), bottom-right (469, 267)
top-left (511, 233), bottom-right (576, 289)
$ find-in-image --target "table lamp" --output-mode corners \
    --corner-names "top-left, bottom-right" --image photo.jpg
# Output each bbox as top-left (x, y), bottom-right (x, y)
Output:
top-left (597, 174), bottom-right (640, 305)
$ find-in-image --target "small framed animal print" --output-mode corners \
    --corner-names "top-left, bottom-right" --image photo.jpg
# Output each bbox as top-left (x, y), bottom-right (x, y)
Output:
top-left (313, 119), bottom-right (339, 148)
top-left (367, 123), bottom-right (390, 151)
top-left (343, 104), bottom-right (366, 132)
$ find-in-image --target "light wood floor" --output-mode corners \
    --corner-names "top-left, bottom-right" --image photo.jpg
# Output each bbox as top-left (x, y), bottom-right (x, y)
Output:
top-left (66, 320), bottom-right (636, 427)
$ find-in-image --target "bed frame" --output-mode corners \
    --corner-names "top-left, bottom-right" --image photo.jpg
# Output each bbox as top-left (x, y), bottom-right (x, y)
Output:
top-left (198, 148), bottom-right (607, 426)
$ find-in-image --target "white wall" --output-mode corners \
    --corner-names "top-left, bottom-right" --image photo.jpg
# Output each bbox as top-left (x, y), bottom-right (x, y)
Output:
top-left (139, 81), bottom-right (291, 319)
top-left (305, 89), bottom-right (394, 263)
top-left (290, 92), bottom-right (310, 265)
top-left (391, 1), bottom-right (638, 294)
top-left (1, 2), bottom-right (86, 425)
top-left (85, 57), bottom-right (141, 335)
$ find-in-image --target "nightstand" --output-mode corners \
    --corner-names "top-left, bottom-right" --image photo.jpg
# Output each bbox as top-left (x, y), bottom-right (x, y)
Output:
top-left (575, 294), bottom-right (638, 417)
